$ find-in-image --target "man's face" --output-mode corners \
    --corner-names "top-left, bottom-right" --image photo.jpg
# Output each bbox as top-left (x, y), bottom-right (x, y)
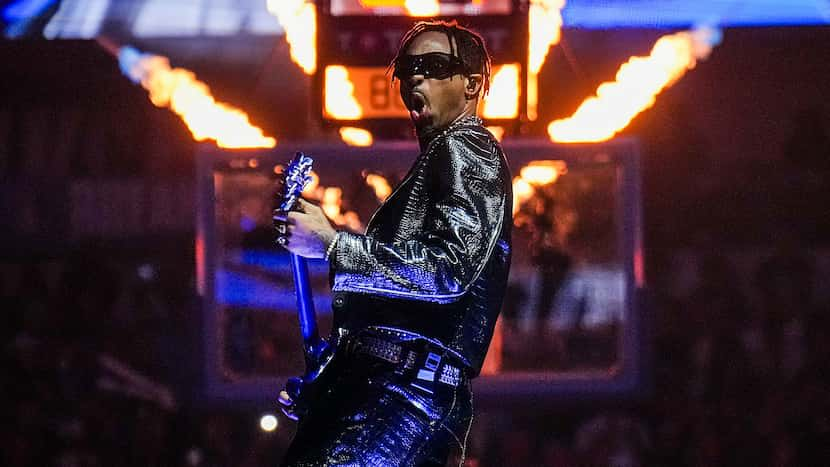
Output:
top-left (397, 31), bottom-right (470, 133)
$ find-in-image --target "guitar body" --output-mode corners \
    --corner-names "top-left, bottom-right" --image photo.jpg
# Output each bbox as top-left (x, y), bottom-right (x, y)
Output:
top-left (284, 333), bottom-right (340, 413)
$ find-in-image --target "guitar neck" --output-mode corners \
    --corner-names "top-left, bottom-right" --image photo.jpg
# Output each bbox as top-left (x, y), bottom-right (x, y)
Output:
top-left (289, 253), bottom-right (320, 354)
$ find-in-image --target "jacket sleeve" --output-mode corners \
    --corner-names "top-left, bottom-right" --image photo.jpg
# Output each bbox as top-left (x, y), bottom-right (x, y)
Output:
top-left (329, 131), bottom-right (508, 304)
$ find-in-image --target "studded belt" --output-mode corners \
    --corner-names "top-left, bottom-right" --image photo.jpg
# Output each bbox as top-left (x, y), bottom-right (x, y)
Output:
top-left (342, 330), bottom-right (464, 391)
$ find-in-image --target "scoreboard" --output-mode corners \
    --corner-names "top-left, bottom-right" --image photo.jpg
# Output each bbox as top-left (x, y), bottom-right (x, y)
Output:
top-left (316, 0), bottom-right (529, 125)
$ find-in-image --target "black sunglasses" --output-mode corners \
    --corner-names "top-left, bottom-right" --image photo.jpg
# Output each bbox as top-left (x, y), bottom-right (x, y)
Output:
top-left (393, 52), bottom-right (470, 81)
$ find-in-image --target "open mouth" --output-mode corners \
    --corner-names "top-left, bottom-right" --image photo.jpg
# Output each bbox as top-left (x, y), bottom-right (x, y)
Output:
top-left (408, 92), bottom-right (429, 124)
top-left (410, 93), bottom-right (426, 113)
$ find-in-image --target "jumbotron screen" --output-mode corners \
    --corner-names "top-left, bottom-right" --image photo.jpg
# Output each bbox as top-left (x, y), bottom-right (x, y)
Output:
top-left (196, 138), bottom-right (646, 402)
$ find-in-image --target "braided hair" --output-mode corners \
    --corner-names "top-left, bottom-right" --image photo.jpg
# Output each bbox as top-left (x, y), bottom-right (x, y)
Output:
top-left (389, 20), bottom-right (492, 96)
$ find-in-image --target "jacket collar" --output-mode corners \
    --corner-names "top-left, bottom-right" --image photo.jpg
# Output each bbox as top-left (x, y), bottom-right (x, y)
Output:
top-left (417, 114), bottom-right (483, 151)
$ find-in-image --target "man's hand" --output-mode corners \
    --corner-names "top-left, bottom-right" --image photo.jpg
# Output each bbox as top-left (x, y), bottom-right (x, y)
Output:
top-left (274, 198), bottom-right (337, 259)
top-left (277, 376), bottom-right (306, 421)
top-left (278, 376), bottom-right (304, 421)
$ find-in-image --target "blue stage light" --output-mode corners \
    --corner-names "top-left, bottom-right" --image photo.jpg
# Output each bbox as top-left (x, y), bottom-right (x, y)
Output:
top-left (3, 0), bottom-right (56, 23)
top-left (563, 0), bottom-right (830, 28)
top-left (3, 0), bottom-right (59, 38)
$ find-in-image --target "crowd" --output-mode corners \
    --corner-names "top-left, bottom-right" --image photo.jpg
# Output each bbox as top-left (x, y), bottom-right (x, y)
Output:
top-left (3, 232), bottom-right (829, 466)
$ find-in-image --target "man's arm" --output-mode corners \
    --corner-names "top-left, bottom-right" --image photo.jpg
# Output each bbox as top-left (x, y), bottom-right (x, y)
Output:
top-left (329, 131), bottom-right (507, 304)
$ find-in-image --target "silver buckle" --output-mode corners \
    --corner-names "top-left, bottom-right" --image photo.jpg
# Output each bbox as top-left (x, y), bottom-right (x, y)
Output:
top-left (357, 335), bottom-right (402, 364)
top-left (439, 364), bottom-right (461, 386)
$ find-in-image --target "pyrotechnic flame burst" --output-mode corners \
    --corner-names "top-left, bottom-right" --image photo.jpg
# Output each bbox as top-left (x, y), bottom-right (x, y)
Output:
top-left (527, 0), bottom-right (566, 120)
top-left (529, 0), bottom-right (566, 75)
top-left (267, 0), bottom-right (317, 75)
top-left (548, 26), bottom-right (722, 143)
top-left (118, 46), bottom-right (275, 149)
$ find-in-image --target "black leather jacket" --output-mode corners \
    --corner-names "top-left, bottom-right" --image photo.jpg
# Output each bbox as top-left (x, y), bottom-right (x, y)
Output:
top-left (328, 115), bottom-right (512, 375)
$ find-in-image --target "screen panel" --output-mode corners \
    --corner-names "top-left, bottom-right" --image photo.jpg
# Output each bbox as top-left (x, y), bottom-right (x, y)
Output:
top-left (196, 138), bottom-right (645, 403)
top-left (322, 63), bottom-right (521, 121)
top-left (503, 159), bottom-right (624, 373)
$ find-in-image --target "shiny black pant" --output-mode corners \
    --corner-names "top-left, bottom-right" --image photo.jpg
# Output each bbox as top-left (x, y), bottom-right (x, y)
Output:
top-left (279, 358), bottom-right (473, 467)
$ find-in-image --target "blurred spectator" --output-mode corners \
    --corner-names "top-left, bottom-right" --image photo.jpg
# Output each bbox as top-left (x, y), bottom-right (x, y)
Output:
top-left (574, 412), bottom-right (650, 467)
top-left (754, 230), bottom-right (815, 381)
top-left (784, 107), bottom-right (830, 171)
top-left (3, 203), bottom-right (830, 467)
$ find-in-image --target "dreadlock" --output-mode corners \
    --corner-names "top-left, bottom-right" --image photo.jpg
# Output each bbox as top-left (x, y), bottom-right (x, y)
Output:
top-left (389, 20), bottom-right (492, 96)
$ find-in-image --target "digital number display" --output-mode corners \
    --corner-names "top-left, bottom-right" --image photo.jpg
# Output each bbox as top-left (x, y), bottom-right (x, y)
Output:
top-left (323, 64), bottom-right (521, 121)
top-left (323, 66), bottom-right (409, 120)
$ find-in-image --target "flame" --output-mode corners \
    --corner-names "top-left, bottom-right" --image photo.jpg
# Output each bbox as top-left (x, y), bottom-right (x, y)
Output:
top-left (405, 0), bottom-right (440, 16)
top-left (117, 46), bottom-right (275, 148)
top-left (267, 0), bottom-right (317, 75)
top-left (322, 187), bottom-right (343, 220)
top-left (296, 171), bottom-right (364, 231)
top-left (319, 186), bottom-right (364, 231)
top-left (520, 160), bottom-right (567, 185)
top-left (549, 26), bottom-right (722, 143)
top-left (482, 64), bottom-right (520, 119)
top-left (486, 126), bottom-right (505, 142)
top-left (528, 0), bottom-right (566, 75)
top-left (512, 160), bottom-right (567, 214)
top-left (339, 127), bottom-right (374, 147)
top-left (302, 170), bottom-right (320, 196)
top-left (527, 0), bottom-right (566, 120)
top-left (365, 174), bottom-right (392, 202)
top-left (512, 176), bottom-right (534, 215)
top-left (324, 66), bottom-right (363, 119)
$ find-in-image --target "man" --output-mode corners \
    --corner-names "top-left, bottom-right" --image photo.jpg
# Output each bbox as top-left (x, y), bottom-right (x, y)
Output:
top-left (275, 20), bottom-right (512, 467)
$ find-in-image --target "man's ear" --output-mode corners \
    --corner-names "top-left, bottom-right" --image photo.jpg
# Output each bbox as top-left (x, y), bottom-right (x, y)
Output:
top-left (465, 74), bottom-right (483, 99)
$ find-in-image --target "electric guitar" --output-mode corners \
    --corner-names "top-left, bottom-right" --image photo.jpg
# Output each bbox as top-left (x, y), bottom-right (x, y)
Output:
top-left (275, 152), bottom-right (337, 414)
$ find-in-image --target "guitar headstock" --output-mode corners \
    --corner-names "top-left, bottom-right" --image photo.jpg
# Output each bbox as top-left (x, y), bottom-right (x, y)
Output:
top-left (277, 152), bottom-right (314, 212)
